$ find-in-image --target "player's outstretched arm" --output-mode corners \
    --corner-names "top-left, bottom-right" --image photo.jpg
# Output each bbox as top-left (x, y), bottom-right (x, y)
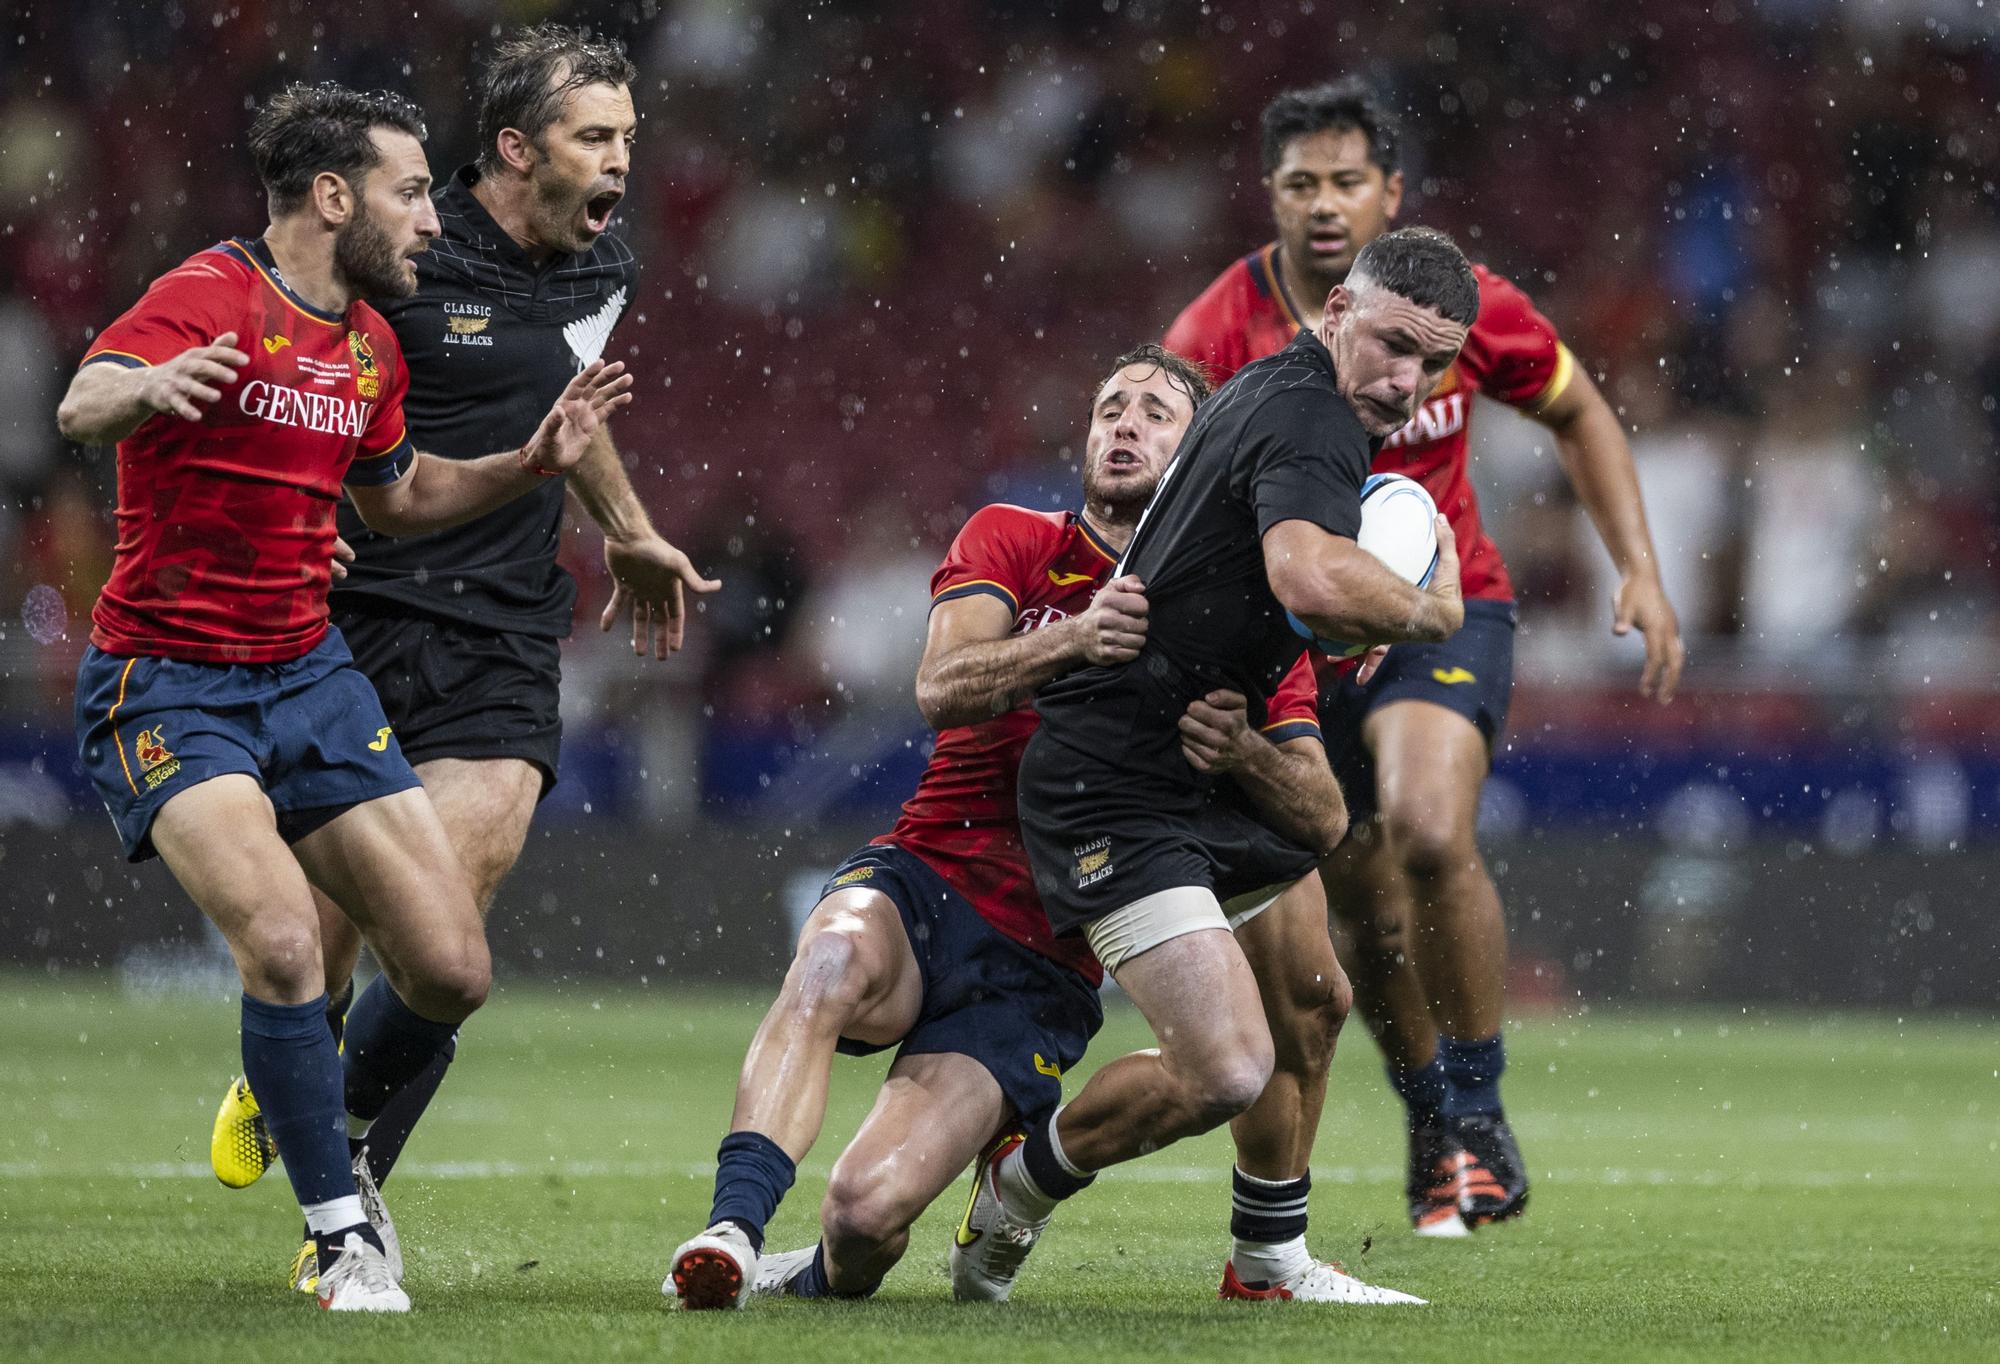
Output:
top-left (1178, 689), bottom-right (1348, 854)
top-left (1263, 514), bottom-right (1464, 647)
top-left (1535, 367), bottom-right (1686, 703)
top-left (568, 427), bottom-right (721, 660)
top-left (56, 333), bottom-right (250, 446)
top-left (347, 360), bottom-right (633, 537)
top-left (915, 574), bottom-right (1148, 730)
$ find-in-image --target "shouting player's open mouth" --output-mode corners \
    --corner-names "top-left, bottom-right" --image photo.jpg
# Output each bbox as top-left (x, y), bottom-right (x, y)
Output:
top-left (583, 187), bottom-right (624, 236)
top-left (1103, 445), bottom-right (1143, 472)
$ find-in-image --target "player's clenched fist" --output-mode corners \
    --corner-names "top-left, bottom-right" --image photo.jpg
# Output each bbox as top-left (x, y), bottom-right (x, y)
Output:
top-left (1077, 573), bottom-right (1148, 665)
top-left (518, 359), bottom-right (635, 475)
top-left (141, 331), bottom-right (250, 422)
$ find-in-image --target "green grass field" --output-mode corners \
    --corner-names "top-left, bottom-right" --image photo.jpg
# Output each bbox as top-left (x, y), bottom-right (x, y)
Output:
top-left (2, 973), bottom-right (1994, 1362)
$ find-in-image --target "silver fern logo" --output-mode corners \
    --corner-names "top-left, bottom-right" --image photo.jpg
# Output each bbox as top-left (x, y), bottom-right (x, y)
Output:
top-left (563, 286), bottom-right (627, 370)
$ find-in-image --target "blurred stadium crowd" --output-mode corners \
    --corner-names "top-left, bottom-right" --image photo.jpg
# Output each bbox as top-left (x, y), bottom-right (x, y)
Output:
top-left (1, 0), bottom-right (1996, 832)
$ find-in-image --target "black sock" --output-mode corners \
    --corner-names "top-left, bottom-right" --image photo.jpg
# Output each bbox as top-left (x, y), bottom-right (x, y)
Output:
top-left (358, 1033), bottom-right (456, 1185)
top-left (314, 1220), bottom-right (385, 1275)
top-left (240, 993), bottom-right (350, 1211)
top-left (342, 974), bottom-right (458, 1130)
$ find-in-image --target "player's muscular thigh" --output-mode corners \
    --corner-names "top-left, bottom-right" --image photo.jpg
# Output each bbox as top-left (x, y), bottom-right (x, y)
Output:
top-left (1363, 700), bottom-right (1487, 871)
top-left (788, 890), bottom-right (923, 1047)
top-left (413, 757), bottom-right (542, 911)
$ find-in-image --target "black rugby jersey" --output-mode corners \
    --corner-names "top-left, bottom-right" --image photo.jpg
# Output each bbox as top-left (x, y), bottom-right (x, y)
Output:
top-left (1035, 328), bottom-right (1375, 743)
top-left (333, 164), bottom-right (638, 637)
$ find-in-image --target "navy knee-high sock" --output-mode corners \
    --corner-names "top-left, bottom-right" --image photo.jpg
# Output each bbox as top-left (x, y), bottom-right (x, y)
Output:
top-left (708, 1131), bottom-right (796, 1254)
top-left (240, 993), bottom-right (369, 1243)
top-left (341, 974), bottom-right (459, 1131)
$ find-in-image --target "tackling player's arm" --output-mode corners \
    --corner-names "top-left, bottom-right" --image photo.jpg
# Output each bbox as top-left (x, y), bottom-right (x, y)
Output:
top-left (346, 360), bottom-right (633, 537)
top-left (1178, 689), bottom-right (1347, 854)
top-left (567, 425), bottom-right (721, 659)
top-left (1263, 514), bottom-right (1464, 646)
top-left (56, 333), bottom-right (251, 445)
top-left (1533, 366), bottom-right (1685, 702)
top-left (915, 574), bottom-right (1149, 730)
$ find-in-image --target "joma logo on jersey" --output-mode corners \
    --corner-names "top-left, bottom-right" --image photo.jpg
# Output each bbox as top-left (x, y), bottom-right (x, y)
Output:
top-left (238, 381), bottom-right (373, 437)
top-left (1013, 605), bottom-right (1072, 635)
top-left (1381, 391), bottom-right (1466, 451)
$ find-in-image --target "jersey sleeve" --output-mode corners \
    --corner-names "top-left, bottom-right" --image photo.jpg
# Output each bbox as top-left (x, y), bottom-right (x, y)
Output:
top-left (930, 504), bottom-right (1049, 616)
top-left (1245, 391), bottom-right (1369, 541)
top-left (80, 254), bottom-right (242, 371)
top-left (343, 324), bottom-right (416, 488)
top-left (1457, 268), bottom-right (1574, 415)
top-left (1260, 650), bottom-right (1323, 746)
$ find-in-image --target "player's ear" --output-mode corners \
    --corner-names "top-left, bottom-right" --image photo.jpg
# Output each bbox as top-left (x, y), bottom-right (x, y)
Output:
top-left (1382, 169), bottom-right (1405, 221)
top-left (494, 126), bottom-right (538, 176)
top-left (309, 171), bottom-right (356, 228)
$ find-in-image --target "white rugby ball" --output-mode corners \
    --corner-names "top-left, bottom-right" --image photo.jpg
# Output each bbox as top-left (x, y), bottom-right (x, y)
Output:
top-left (1286, 472), bottom-right (1440, 658)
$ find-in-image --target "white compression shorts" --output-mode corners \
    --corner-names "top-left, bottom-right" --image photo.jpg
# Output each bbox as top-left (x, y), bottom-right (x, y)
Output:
top-left (1083, 879), bottom-right (1298, 976)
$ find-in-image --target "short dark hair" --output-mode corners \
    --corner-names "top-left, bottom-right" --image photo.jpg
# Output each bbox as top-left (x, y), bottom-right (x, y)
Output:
top-left (476, 24), bottom-right (637, 173)
top-left (1260, 77), bottom-right (1399, 178)
top-left (1099, 343), bottom-right (1215, 412)
top-left (1348, 227), bottom-right (1481, 328)
top-left (248, 82), bottom-right (427, 215)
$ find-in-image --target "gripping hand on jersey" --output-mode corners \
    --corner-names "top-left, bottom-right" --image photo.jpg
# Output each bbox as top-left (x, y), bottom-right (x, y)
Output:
top-left (518, 360), bottom-right (634, 476)
top-left (1077, 574), bottom-right (1148, 665)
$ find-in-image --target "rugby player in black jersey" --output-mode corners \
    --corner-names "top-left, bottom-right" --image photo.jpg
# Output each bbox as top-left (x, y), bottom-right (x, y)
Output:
top-left (953, 228), bottom-right (1478, 1301)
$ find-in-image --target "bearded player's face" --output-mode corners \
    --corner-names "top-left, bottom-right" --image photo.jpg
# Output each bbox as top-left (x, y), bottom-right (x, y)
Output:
top-left (337, 129), bottom-right (437, 301)
top-left (525, 79), bottom-right (636, 254)
top-left (1266, 128), bottom-right (1404, 292)
top-left (1323, 286), bottom-right (1467, 437)
top-left (1082, 365), bottom-right (1195, 512)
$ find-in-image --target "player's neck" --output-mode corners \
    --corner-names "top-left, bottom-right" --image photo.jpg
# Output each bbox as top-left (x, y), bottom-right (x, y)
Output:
top-left (1080, 505), bottom-right (1136, 554)
top-left (1273, 245), bottom-right (1332, 329)
top-left (260, 223), bottom-right (354, 315)
top-left (470, 175), bottom-right (560, 267)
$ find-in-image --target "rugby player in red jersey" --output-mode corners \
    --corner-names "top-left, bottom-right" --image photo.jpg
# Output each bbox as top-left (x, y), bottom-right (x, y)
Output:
top-left (667, 345), bottom-right (1418, 1310)
top-left (58, 83), bottom-right (630, 1312)
top-left (1167, 78), bottom-right (1685, 1234)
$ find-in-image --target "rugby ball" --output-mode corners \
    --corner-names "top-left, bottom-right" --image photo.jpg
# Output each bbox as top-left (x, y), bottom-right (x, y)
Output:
top-left (1286, 473), bottom-right (1440, 657)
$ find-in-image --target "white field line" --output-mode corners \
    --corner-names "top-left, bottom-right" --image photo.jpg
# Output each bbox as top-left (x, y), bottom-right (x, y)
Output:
top-left (0, 1158), bottom-right (1929, 1190)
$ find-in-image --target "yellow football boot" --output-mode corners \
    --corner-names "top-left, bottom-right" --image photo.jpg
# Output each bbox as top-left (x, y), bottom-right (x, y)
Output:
top-left (210, 1075), bottom-right (277, 1189)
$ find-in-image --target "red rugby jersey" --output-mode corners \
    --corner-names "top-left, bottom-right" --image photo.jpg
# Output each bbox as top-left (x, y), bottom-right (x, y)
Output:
top-left (1165, 246), bottom-right (1574, 603)
top-left (83, 238), bottom-right (414, 665)
top-left (880, 503), bottom-right (1322, 986)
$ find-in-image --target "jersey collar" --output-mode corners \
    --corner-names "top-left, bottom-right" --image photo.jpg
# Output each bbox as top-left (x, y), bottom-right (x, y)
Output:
top-left (1253, 242), bottom-right (1308, 331)
top-left (443, 164), bottom-right (568, 278)
top-left (221, 237), bottom-right (348, 327)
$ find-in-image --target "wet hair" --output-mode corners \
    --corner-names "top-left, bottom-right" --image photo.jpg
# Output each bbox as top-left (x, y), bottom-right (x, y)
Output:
top-left (1347, 227), bottom-right (1480, 328)
top-left (1098, 343), bottom-right (1214, 412)
top-left (248, 82), bottom-right (427, 215)
top-left (475, 24), bottom-right (637, 173)
top-left (1260, 76), bottom-right (1400, 178)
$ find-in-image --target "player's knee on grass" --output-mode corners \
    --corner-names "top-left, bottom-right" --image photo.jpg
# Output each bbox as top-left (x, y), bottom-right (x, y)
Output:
top-left (819, 1163), bottom-right (917, 1264)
